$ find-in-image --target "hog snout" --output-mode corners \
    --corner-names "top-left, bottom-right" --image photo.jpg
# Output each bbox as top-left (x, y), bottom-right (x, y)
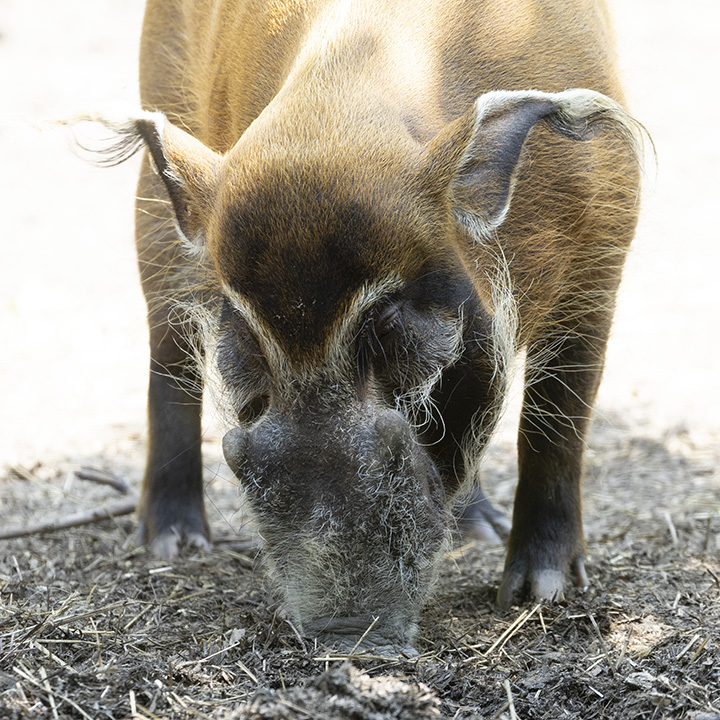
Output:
top-left (222, 405), bottom-right (450, 651)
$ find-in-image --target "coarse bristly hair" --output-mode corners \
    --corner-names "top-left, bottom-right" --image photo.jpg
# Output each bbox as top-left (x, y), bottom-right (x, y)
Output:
top-left (69, 99), bottom-right (647, 497)
top-left (64, 111), bottom-right (164, 167)
top-left (72, 82), bottom-right (649, 468)
top-left (451, 88), bottom-right (650, 484)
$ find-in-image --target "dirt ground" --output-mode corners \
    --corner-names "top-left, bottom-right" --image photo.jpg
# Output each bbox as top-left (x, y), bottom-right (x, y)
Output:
top-left (1, 0), bottom-right (719, 718)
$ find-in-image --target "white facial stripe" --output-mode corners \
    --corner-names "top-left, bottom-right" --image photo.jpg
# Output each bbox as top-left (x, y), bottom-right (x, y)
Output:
top-left (324, 274), bottom-right (404, 373)
top-left (221, 274), bottom-right (404, 392)
top-left (220, 283), bottom-right (296, 396)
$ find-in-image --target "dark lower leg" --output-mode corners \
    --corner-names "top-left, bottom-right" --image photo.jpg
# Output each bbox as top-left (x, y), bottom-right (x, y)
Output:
top-left (138, 337), bottom-right (207, 555)
top-left (498, 329), bottom-right (604, 607)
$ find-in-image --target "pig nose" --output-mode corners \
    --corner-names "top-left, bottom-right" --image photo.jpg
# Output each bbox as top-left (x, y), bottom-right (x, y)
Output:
top-left (305, 616), bottom-right (418, 657)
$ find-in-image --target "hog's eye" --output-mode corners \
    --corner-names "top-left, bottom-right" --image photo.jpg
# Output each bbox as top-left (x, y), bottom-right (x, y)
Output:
top-left (216, 299), bottom-right (271, 424)
top-left (376, 303), bottom-right (401, 339)
top-left (365, 298), bottom-right (463, 403)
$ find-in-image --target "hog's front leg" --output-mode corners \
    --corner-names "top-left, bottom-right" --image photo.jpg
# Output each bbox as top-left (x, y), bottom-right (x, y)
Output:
top-left (135, 157), bottom-right (209, 557)
top-left (139, 335), bottom-right (208, 557)
top-left (497, 323), bottom-right (606, 608)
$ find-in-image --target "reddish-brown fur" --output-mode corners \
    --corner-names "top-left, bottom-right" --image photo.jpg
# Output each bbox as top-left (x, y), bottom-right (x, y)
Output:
top-left (118, 0), bottom-right (641, 646)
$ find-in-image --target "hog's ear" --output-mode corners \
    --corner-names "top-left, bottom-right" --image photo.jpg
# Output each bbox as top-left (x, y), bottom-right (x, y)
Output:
top-left (133, 114), bottom-right (222, 244)
top-left (424, 89), bottom-right (640, 236)
top-left (86, 112), bottom-right (222, 245)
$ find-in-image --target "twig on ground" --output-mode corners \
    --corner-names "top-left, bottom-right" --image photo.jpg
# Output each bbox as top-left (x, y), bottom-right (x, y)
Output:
top-left (13, 664), bottom-right (93, 720)
top-left (176, 640), bottom-right (245, 669)
top-left (73, 466), bottom-right (133, 495)
top-left (478, 603), bottom-right (541, 659)
top-left (284, 617), bottom-right (309, 653)
top-left (617, 628), bottom-right (632, 669)
top-left (7, 465), bottom-right (38, 482)
top-left (491, 700), bottom-right (510, 720)
top-left (663, 511), bottom-right (679, 545)
top-left (32, 641), bottom-right (74, 672)
top-left (588, 613), bottom-right (617, 677)
top-left (0, 498), bottom-right (137, 540)
top-left (705, 566), bottom-right (720, 588)
top-left (0, 464), bottom-right (137, 541)
top-left (39, 665), bottom-right (59, 720)
top-left (312, 652), bottom-right (403, 662)
top-left (236, 659), bottom-right (259, 685)
top-left (349, 615), bottom-right (380, 655)
top-left (689, 636), bottom-right (710, 663)
top-left (675, 633), bottom-right (701, 661)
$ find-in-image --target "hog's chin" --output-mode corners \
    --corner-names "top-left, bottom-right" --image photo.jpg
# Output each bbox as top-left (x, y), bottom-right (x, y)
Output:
top-left (303, 616), bottom-right (419, 657)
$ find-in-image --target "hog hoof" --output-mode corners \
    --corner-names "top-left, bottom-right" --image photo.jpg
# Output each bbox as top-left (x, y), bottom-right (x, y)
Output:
top-left (147, 529), bottom-right (212, 558)
top-left (138, 497), bottom-right (210, 558)
top-left (497, 554), bottom-right (588, 610)
top-left (139, 513), bottom-right (212, 558)
top-left (457, 487), bottom-right (511, 544)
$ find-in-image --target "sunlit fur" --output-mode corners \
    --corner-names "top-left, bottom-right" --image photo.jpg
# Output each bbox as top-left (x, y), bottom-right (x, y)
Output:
top-left (100, 0), bottom-right (646, 645)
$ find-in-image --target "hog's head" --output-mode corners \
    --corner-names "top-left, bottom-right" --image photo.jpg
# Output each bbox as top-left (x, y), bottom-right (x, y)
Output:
top-left (108, 89), bottom-right (632, 652)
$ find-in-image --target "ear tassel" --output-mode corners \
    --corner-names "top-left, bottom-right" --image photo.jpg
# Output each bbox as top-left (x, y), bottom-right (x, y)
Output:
top-left (472, 88), bottom-right (645, 150)
top-left (66, 111), bottom-right (167, 168)
top-left (541, 89), bottom-right (647, 154)
top-left (70, 110), bottom-right (221, 248)
top-left (439, 88), bottom-right (648, 236)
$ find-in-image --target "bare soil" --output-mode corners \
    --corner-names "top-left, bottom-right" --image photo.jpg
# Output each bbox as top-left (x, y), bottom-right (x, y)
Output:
top-left (1, 1), bottom-right (719, 718)
top-left (1, 418), bottom-right (719, 719)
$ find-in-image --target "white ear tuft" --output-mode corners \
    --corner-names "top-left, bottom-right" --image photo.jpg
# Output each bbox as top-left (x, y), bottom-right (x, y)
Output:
top-left (70, 111), bottom-right (222, 247)
top-left (65, 110), bottom-right (166, 167)
top-left (425, 88), bottom-right (645, 238)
